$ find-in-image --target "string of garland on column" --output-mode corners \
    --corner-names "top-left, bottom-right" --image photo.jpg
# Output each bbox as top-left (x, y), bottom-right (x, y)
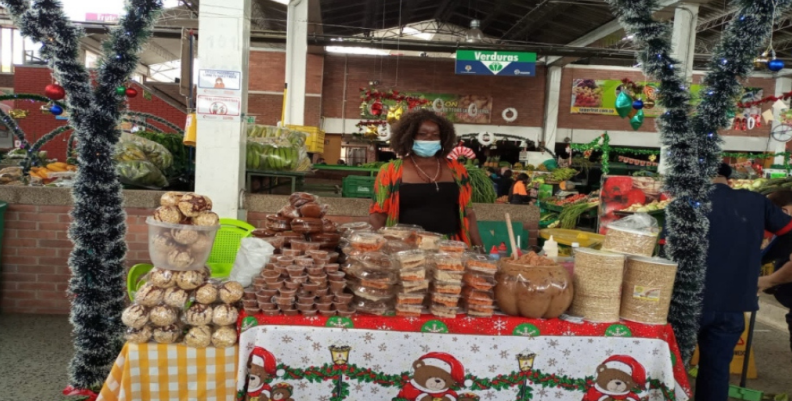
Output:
top-left (1, 0), bottom-right (164, 391)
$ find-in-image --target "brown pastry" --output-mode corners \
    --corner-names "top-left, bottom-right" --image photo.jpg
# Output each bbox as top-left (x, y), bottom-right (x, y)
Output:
top-left (190, 235), bottom-right (214, 254)
top-left (251, 228), bottom-right (277, 238)
top-left (211, 325), bottom-right (237, 348)
top-left (176, 270), bottom-right (205, 290)
top-left (219, 281), bottom-right (244, 304)
top-left (152, 234), bottom-right (176, 254)
top-left (149, 305), bottom-right (178, 326)
top-left (212, 304), bottom-right (239, 326)
top-left (149, 268), bottom-right (176, 288)
top-left (122, 304), bottom-right (149, 329)
top-left (168, 250), bottom-right (195, 270)
top-left (125, 326), bottom-right (153, 343)
top-left (153, 324), bottom-right (181, 344)
top-left (153, 206), bottom-right (186, 224)
top-left (184, 304), bottom-right (213, 326)
top-left (278, 204), bottom-right (301, 220)
top-left (266, 215), bottom-right (292, 232)
top-left (160, 192), bottom-right (185, 207)
top-left (163, 287), bottom-right (189, 308)
top-left (289, 192), bottom-right (317, 207)
top-left (184, 325), bottom-right (212, 348)
top-left (298, 202), bottom-right (324, 218)
top-left (322, 218), bottom-right (337, 233)
top-left (192, 211), bottom-right (219, 227)
top-left (195, 283), bottom-right (218, 304)
top-left (178, 193), bottom-right (213, 217)
top-left (171, 229), bottom-right (199, 245)
top-left (290, 217), bottom-right (323, 234)
top-left (135, 283), bottom-right (164, 307)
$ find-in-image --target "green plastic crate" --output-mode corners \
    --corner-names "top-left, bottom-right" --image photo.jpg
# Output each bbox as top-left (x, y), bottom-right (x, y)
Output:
top-left (342, 176), bottom-right (376, 199)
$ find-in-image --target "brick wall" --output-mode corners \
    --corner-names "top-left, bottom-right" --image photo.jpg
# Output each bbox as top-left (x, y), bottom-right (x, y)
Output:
top-left (11, 66), bottom-right (186, 161)
top-left (558, 67), bottom-right (776, 138)
top-left (0, 205), bottom-right (150, 314)
top-left (248, 51), bottom-right (324, 126)
top-left (321, 55), bottom-right (547, 127)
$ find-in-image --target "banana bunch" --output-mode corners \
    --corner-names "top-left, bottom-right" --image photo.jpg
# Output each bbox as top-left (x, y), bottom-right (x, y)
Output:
top-left (246, 143), bottom-right (303, 171)
top-left (114, 142), bottom-right (147, 162)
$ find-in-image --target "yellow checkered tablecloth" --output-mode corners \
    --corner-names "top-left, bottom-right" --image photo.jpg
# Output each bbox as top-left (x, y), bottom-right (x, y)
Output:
top-left (98, 342), bottom-right (239, 401)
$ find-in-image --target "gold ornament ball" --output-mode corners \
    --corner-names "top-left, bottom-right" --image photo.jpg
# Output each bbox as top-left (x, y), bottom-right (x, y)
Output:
top-left (754, 56), bottom-right (769, 70)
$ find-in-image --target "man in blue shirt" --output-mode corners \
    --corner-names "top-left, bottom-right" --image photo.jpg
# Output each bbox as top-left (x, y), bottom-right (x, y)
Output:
top-left (696, 164), bottom-right (792, 400)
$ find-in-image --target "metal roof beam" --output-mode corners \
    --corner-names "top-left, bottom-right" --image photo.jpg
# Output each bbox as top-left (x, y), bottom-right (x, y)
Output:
top-left (696, 6), bottom-right (738, 32)
top-left (507, 3), bottom-right (573, 41)
top-left (546, 0), bottom-right (681, 67)
top-left (501, 0), bottom-right (552, 39)
top-left (433, 0), bottom-right (457, 22)
top-left (479, 0), bottom-right (511, 30)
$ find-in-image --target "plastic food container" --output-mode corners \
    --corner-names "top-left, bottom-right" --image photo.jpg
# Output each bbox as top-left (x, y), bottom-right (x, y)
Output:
top-left (347, 268), bottom-right (398, 288)
top-left (400, 268), bottom-right (426, 282)
top-left (437, 240), bottom-right (467, 254)
top-left (349, 283), bottom-right (395, 301)
top-left (462, 288), bottom-right (494, 306)
top-left (432, 269), bottom-right (463, 282)
top-left (265, 215), bottom-right (292, 232)
top-left (275, 231), bottom-right (305, 247)
top-left (260, 236), bottom-right (285, 249)
top-left (396, 304), bottom-right (422, 317)
top-left (432, 280), bottom-right (462, 295)
top-left (416, 232), bottom-right (444, 251)
top-left (394, 250), bottom-right (427, 270)
top-left (464, 253), bottom-right (498, 274)
top-left (432, 253), bottom-right (464, 272)
top-left (463, 272), bottom-right (497, 291)
top-left (291, 240), bottom-right (321, 252)
top-left (291, 217), bottom-right (323, 234)
top-left (147, 217), bottom-right (220, 271)
top-left (396, 292), bottom-right (426, 305)
top-left (339, 222), bottom-right (373, 237)
top-left (466, 303), bottom-right (495, 318)
top-left (495, 258), bottom-right (574, 320)
top-left (353, 297), bottom-right (391, 315)
top-left (399, 279), bottom-right (429, 294)
top-left (429, 304), bottom-right (459, 318)
top-left (350, 233), bottom-right (387, 252)
top-left (379, 225), bottom-right (423, 243)
top-left (309, 233), bottom-right (341, 249)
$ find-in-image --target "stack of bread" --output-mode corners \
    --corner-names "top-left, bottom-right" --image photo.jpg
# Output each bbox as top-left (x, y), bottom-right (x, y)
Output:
top-left (246, 193), bottom-right (349, 317)
top-left (148, 192), bottom-right (221, 271)
top-left (393, 250), bottom-right (429, 317)
top-left (461, 254), bottom-right (498, 317)
top-left (122, 267), bottom-right (244, 348)
top-left (428, 241), bottom-right (468, 318)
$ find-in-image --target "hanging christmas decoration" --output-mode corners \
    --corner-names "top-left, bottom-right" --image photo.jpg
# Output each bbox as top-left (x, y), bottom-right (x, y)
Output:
top-left (753, 53), bottom-right (769, 70)
top-left (49, 104), bottom-right (64, 116)
top-left (44, 83), bottom-right (66, 100)
top-left (377, 124), bottom-right (392, 142)
top-left (125, 87), bottom-right (138, 98)
top-left (629, 109), bottom-right (644, 130)
top-left (116, 86), bottom-right (127, 96)
top-left (615, 91), bottom-right (633, 118)
top-left (501, 107), bottom-right (518, 123)
top-left (364, 124), bottom-right (379, 139)
top-left (386, 104), bottom-right (404, 124)
top-left (9, 109), bottom-right (28, 119)
top-left (768, 58), bottom-right (785, 72)
top-left (370, 100), bottom-right (383, 116)
top-left (448, 142), bottom-right (476, 160)
top-left (632, 99), bottom-right (644, 110)
top-left (477, 131), bottom-right (495, 146)
top-left (648, 154), bottom-right (657, 162)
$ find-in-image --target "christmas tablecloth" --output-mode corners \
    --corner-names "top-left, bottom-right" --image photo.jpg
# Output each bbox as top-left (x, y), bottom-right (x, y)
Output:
top-left (235, 313), bottom-right (691, 401)
top-left (97, 342), bottom-right (238, 401)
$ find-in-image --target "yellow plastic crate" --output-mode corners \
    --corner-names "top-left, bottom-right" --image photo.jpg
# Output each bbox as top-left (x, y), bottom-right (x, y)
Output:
top-left (286, 124), bottom-right (325, 153)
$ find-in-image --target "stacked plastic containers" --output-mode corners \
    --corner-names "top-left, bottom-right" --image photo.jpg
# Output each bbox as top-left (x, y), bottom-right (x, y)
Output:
top-left (462, 254), bottom-right (498, 317)
top-left (427, 240), bottom-right (468, 318)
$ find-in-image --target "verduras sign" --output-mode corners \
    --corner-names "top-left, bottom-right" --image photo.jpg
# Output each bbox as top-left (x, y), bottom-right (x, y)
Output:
top-left (455, 50), bottom-right (537, 77)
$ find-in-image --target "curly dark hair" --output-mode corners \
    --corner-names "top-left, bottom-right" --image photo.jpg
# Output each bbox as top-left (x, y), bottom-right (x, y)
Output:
top-left (390, 109), bottom-right (457, 157)
top-left (769, 190), bottom-right (792, 207)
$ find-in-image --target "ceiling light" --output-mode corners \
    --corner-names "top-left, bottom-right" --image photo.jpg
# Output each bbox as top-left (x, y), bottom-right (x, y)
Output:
top-left (465, 19), bottom-right (483, 43)
top-left (325, 46), bottom-right (390, 55)
top-left (403, 27), bottom-right (433, 41)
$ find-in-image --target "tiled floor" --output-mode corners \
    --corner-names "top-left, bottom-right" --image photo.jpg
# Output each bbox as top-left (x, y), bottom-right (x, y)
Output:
top-left (0, 313), bottom-right (789, 400)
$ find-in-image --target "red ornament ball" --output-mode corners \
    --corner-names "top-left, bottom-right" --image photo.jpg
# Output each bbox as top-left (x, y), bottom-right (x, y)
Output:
top-left (370, 101), bottom-right (383, 116)
top-left (125, 88), bottom-right (138, 98)
top-left (44, 84), bottom-right (66, 101)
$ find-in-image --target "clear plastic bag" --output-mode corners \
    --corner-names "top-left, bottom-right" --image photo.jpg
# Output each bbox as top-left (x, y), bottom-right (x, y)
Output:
top-left (603, 213), bottom-right (660, 257)
top-left (124, 133), bottom-right (173, 170)
top-left (495, 258), bottom-right (574, 319)
top-left (117, 160), bottom-right (169, 189)
top-left (229, 237), bottom-right (275, 287)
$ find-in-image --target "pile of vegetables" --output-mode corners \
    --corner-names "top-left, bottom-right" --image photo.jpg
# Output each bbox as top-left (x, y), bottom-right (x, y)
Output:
top-left (552, 193), bottom-right (587, 206)
top-left (558, 202), bottom-right (597, 229)
top-left (620, 199), bottom-right (671, 212)
top-left (134, 131), bottom-right (191, 178)
top-left (468, 167), bottom-right (497, 203)
top-left (547, 167), bottom-right (578, 182)
top-left (114, 133), bottom-right (173, 189)
top-left (246, 124), bottom-right (312, 172)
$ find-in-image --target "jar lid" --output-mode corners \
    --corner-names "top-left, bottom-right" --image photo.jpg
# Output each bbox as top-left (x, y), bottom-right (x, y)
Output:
top-left (626, 255), bottom-right (678, 266)
top-left (574, 247), bottom-right (625, 259)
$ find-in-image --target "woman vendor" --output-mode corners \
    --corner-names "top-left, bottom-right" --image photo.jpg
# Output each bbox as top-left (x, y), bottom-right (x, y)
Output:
top-left (369, 109), bottom-right (484, 248)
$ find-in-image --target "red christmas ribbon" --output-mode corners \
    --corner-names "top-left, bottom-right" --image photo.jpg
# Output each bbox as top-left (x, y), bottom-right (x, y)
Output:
top-left (62, 386), bottom-right (98, 401)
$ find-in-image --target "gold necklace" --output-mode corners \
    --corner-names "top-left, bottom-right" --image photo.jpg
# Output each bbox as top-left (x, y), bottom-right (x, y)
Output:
top-left (411, 156), bottom-right (441, 192)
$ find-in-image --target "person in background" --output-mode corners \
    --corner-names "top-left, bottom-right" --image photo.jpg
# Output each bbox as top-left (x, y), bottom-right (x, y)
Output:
top-left (509, 173), bottom-right (531, 204)
top-left (499, 169), bottom-right (514, 198)
top-left (487, 167), bottom-right (501, 196)
top-left (759, 190), bottom-right (792, 357)
top-left (337, 159), bottom-right (346, 165)
top-left (369, 109), bottom-right (484, 247)
top-left (695, 163), bottom-right (792, 400)
top-left (315, 158), bottom-right (326, 165)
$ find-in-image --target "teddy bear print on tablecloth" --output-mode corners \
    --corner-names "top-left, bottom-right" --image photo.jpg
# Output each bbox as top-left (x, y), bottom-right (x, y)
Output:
top-left (270, 382), bottom-right (294, 401)
top-left (396, 352), bottom-right (466, 401)
top-left (246, 347), bottom-right (277, 401)
top-left (582, 355), bottom-right (647, 401)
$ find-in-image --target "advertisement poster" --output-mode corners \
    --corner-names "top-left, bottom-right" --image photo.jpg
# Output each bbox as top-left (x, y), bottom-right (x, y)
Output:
top-left (570, 79), bottom-right (708, 117)
top-left (196, 95), bottom-right (241, 120)
top-left (198, 69), bottom-right (241, 90)
top-left (598, 175), bottom-right (665, 234)
top-left (455, 50), bottom-right (537, 77)
top-left (362, 92), bottom-right (493, 124)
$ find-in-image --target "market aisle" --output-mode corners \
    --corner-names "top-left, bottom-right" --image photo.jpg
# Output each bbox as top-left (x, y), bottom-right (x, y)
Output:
top-left (728, 322), bottom-right (792, 398)
top-left (0, 314), bottom-right (72, 401)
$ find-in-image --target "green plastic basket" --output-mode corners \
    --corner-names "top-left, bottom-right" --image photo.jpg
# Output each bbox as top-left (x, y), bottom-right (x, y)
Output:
top-left (206, 218), bottom-right (255, 278)
top-left (126, 263), bottom-right (154, 301)
top-left (342, 175), bottom-right (376, 199)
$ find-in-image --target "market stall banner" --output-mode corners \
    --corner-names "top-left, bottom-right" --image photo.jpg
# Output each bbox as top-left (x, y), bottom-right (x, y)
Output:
top-left (618, 156), bottom-right (659, 167)
top-left (455, 50), bottom-right (537, 77)
top-left (570, 79), bottom-right (709, 117)
top-left (362, 93), bottom-right (493, 124)
top-left (235, 313), bottom-right (690, 401)
top-left (599, 176), bottom-right (665, 234)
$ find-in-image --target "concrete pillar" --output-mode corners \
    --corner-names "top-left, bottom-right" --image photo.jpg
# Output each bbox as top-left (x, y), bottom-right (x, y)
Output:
top-left (659, 2), bottom-right (699, 174)
top-left (542, 66), bottom-right (562, 150)
top-left (195, 0), bottom-right (251, 219)
top-left (283, 0), bottom-right (309, 126)
top-left (773, 77), bottom-right (792, 166)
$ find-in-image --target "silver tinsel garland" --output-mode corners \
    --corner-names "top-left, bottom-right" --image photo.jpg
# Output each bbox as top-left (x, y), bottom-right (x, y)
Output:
top-left (1, 0), bottom-right (163, 389)
top-left (606, 0), bottom-right (791, 364)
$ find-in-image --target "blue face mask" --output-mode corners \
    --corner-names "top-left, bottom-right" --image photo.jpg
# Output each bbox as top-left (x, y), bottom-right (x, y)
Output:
top-left (412, 140), bottom-right (441, 157)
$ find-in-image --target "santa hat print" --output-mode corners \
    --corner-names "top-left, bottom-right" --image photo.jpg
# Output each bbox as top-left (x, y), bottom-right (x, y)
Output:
top-left (419, 352), bottom-right (466, 385)
top-left (249, 347), bottom-right (277, 376)
top-left (602, 355), bottom-right (647, 388)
